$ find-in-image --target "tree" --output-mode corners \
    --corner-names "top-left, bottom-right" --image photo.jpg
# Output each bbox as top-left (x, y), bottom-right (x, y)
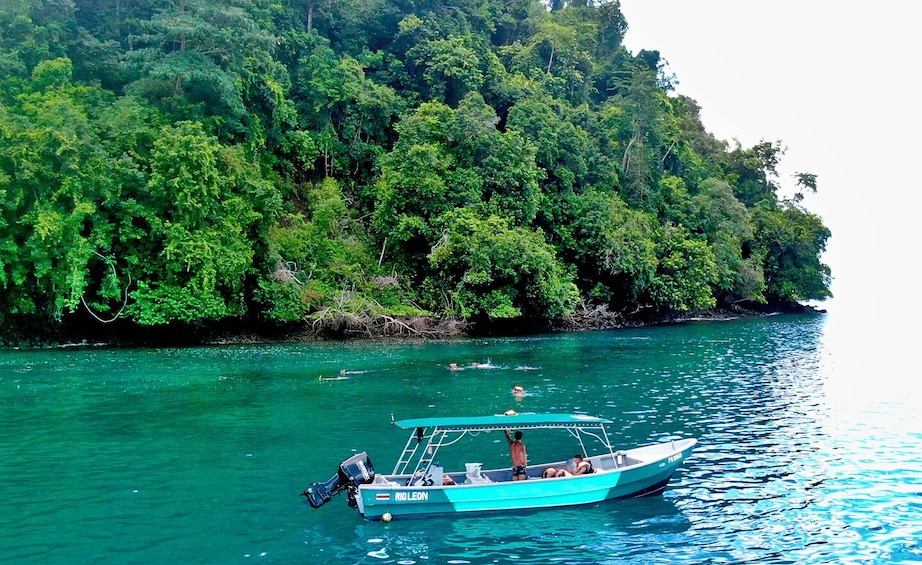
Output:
top-left (495, 0), bottom-right (547, 47)
top-left (647, 224), bottom-right (719, 311)
top-left (751, 204), bottom-right (831, 303)
top-left (427, 208), bottom-right (578, 319)
top-left (792, 171), bottom-right (818, 203)
top-left (286, 32), bottom-right (405, 184)
top-left (595, 0), bottom-right (628, 54)
top-left (125, 0), bottom-right (274, 136)
top-left (257, 177), bottom-right (380, 322)
top-left (723, 139), bottom-right (786, 207)
top-left (408, 34), bottom-right (485, 106)
top-left (372, 101), bottom-right (466, 274)
top-left (0, 0), bottom-right (74, 82)
top-left (611, 59), bottom-right (679, 213)
top-left (553, 189), bottom-right (657, 307)
top-left (506, 95), bottom-right (594, 194)
top-left (453, 92), bottom-right (543, 225)
top-left (373, 94), bottom-right (544, 272)
top-left (685, 178), bottom-right (763, 302)
top-left (0, 58), bottom-right (119, 322)
top-left (125, 121), bottom-right (265, 325)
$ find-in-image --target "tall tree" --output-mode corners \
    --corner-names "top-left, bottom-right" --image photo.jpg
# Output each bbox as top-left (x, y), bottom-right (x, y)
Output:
top-left (554, 189), bottom-right (658, 307)
top-left (647, 224), bottom-right (718, 311)
top-left (125, 0), bottom-right (273, 136)
top-left (723, 139), bottom-right (786, 207)
top-left (126, 121), bottom-right (267, 325)
top-left (751, 203), bottom-right (831, 304)
top-left (686, 178), bottom-right (763, 302)
top-left (427, 208), bottom-right (578, 319)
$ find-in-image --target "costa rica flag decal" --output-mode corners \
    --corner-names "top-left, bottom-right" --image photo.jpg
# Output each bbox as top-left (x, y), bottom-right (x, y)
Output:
top-left (375, 493), bottom-right (390, 501)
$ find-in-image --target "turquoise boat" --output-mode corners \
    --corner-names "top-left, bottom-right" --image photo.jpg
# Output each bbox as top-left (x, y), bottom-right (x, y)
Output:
top-left (302, 413), bottom-right (696, 521)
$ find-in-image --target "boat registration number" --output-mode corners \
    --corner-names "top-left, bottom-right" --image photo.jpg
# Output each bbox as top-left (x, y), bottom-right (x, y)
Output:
top-left (395, 491), bottom-right (429, 501)
top-left (667, 454), bottom-right (681, 464)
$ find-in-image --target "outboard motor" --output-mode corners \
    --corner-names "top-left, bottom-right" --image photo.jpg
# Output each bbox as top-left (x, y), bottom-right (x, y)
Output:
top-left (302, 452), bottom-right (375, 509)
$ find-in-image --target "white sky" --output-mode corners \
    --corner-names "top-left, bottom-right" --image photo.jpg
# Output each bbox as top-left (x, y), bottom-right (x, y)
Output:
top-left (619, 1), bottom-right (921, 314)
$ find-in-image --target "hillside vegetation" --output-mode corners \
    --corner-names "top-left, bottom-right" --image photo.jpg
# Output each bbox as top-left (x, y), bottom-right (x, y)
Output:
top-left (0, 0), bottom-right (831, 343)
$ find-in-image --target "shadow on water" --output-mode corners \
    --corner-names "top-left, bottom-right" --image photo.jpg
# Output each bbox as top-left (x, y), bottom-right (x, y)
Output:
top-left (307, 495), bottom-right (690, 564)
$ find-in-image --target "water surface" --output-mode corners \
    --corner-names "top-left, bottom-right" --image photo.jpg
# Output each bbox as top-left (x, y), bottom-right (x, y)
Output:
top-left (1, 313), bottom-right (920, 563)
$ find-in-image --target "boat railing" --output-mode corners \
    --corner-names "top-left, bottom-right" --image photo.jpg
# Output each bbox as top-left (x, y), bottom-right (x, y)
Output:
top-left (573, 428), bottom-right (617, 456)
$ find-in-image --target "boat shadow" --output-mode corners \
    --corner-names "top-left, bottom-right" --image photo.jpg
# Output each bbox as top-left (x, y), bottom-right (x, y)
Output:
top-left (349, 495), bottom-right (691, 563)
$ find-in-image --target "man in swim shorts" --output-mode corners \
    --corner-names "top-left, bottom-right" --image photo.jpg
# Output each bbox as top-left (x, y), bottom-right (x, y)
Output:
top-left (505, 429), bottom-right (528, 480)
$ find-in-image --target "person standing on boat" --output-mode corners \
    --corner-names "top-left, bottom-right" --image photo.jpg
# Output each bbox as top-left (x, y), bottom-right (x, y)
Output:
top-left (504, 429), bottom-right (528, 481)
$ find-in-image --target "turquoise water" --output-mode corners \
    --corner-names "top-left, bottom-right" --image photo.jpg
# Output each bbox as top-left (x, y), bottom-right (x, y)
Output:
top-left (2, 313), bottom-right (920, 563)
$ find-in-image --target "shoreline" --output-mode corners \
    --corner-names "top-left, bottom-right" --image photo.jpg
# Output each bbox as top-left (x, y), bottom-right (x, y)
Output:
top-left (2, 302), bottom-right (826, 350)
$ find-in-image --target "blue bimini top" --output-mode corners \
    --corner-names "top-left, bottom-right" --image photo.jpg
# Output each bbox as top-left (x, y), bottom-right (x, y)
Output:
top-left (392, 413), bottom-right (611, 431)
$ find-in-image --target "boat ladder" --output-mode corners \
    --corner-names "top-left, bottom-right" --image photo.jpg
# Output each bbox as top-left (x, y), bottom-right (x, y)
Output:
top-left (392, 428), bottom-right (449, 476)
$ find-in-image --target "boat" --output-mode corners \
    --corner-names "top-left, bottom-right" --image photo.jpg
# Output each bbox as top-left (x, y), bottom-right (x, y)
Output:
top-left (301, 413), bottom-right (696, 521)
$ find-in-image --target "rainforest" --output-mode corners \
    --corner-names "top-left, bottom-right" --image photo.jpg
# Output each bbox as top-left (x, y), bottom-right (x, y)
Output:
top-left (0, 0), bottom-right (831, 344)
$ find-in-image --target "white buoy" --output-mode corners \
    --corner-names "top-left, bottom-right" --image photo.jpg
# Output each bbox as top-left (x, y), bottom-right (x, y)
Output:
top-left (381, 512), bottom-right (393, 522)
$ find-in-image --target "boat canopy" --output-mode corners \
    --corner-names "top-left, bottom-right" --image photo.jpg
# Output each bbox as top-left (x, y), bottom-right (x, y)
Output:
top-left (389, 413), bottom-right (617, 477)
top-left (393, 413), bottom-right (611, 431)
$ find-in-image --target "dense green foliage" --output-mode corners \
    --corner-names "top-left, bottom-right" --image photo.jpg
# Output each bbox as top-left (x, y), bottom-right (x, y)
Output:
top-left (0, 0), bottom-right (831, 338)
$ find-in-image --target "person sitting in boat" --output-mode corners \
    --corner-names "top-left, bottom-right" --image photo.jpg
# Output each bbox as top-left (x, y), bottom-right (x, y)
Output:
top-left (504, 429), bottom-right (528, 481)
top-left (571, 454), bottom-right (593, 475)
top-left (542, 454), bottom-right (593, 478)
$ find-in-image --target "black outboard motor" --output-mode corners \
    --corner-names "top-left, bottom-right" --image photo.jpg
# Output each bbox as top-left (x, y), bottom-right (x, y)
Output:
top-left (302, 452), bottom-right (375, 509)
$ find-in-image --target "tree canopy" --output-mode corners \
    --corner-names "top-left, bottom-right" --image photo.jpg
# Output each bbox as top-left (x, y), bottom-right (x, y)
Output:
top-left (0, 0), bottom-right (831, 341)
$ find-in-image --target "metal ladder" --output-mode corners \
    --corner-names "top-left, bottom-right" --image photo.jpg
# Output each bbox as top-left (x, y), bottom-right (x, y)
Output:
top-left (392, 429), bottom-right (423, 474)
top-left (391, 427), bottom-right (448, 476)
top-left (413, 429), bottom-right (452, 475)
